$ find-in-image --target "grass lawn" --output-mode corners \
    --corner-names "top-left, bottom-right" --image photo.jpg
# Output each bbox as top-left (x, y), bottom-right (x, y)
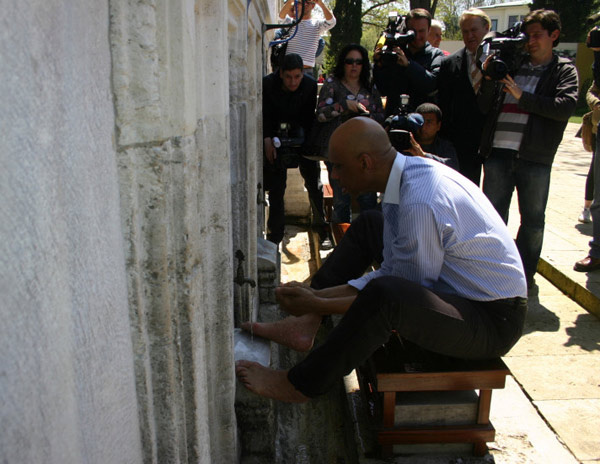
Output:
top-left (570, 114), bottom-right (583, 124)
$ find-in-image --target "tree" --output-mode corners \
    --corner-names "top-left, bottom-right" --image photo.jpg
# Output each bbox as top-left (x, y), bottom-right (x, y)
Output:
top-left (325, 0), bottom-right (363, 73)
top-left (529, 0), bottom-right (600, 42)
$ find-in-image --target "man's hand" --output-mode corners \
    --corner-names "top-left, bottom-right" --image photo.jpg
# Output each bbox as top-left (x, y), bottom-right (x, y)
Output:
top-left (281, 280), bottom-right (310, 288)
top-left (264, 137), bottom-right (277, 164)
top-left (346, 100), bottom-right (369, 114)
top-left (373, 46), bottom-right (383, 66)
top-left (275, 285), bottom-right (319, 316)
top-left (315, 0), bottom-right (334, 21)
top-left (393, 46), bottom-right (409, 67)
top-left (500, 74), bottom-right (522, 100)
top-left (405, 132), bottom-right (427, 158)
top-left (481, 54), bottom-right (493, 80)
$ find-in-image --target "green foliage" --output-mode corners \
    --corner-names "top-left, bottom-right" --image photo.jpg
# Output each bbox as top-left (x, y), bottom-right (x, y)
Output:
top-left (324, 0), bottom-right (363, 74)
top-left (529, 0), bottom-right (600, 43)
top-left (435, 0), bottom-right (495, 40)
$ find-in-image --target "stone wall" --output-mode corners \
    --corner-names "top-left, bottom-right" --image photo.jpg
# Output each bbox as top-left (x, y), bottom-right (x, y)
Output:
top-left (0, 2), bottom-right (143, 463)
top-left (1, 0), bottom-right (275, 463)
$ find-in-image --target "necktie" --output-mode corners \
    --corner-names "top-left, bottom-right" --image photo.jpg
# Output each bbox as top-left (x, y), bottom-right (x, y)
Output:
top-left (470, 54), bottom-right (482, 94)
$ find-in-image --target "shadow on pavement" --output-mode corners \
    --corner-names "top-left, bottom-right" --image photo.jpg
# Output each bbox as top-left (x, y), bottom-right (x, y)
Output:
top-left (574, 222), bottom-right (593, 237)
top-left (564, 313), bottom-right (600, 352)
top-left (522, 293), bottom-right (560, 335)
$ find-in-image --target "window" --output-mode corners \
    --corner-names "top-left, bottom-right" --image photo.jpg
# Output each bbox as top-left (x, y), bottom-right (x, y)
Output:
top-left (491, 19), bottom-right (498, 31)
top-left (508, 15), bottom-right (519, 28)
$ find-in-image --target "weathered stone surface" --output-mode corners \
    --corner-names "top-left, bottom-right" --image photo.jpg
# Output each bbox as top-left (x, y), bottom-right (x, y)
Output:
top-left (534, 399), bottom-right (600, 461)
top-left (1, 2), bottom-right (142, 463)
top-left (284, 168), bottom-right (312, 222)
top-left (258, 238), bottom-right (278, 272)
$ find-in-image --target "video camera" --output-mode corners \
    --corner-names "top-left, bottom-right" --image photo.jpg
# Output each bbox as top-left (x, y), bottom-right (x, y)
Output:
top-left (386, 95), bottom-right (424, 151)
top-left (376, 12), bottom-right (416, 66)
top-left (477, 22), bottom-right (528, 80)
top-left (273, 122), bottom-right (305, 169)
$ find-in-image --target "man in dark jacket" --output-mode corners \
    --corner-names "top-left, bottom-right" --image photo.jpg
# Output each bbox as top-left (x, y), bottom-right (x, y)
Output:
top-left (263, 53), bottom-right (329, 247)
top-left (437, 8), bottom-right (491, 185)
top-left (478, 9), bottom-right (578, 289)
top-left (373, 8), bottom-right (444, 116)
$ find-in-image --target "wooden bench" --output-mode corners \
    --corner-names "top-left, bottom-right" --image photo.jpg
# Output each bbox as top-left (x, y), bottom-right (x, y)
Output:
top-left (322, 182), bottom-right (351, 245)
top-left (359, 337), bottom-right (510, 458)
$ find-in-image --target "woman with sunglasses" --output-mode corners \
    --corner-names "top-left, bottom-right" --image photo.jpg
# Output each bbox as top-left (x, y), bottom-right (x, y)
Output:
top-left (315, 43), bottom-right (384, 224)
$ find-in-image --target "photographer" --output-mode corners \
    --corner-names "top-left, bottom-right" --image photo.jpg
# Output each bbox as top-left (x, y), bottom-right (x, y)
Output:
top-left (263, 53), bottom-right (329, 247)
top-left (478, 9), bottom-right (578, 289)
top-left (413, 103), bottom-right (459, 170)
top-left (373, 8), bottom-right (444, 117)
top-left (437, 9), bottom-right (491, 185)
top-left (279, 0), bottom-right (335, 73)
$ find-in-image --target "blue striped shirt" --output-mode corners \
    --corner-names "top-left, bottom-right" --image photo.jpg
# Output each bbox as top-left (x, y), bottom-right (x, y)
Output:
top-left (348, 153), bottom-right (527, 300)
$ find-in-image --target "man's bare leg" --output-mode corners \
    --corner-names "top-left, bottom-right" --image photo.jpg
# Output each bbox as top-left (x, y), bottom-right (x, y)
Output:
top-left (240, 313), bottom-right (321, 352)
top-left (235, 360), bottom-right (309, 403)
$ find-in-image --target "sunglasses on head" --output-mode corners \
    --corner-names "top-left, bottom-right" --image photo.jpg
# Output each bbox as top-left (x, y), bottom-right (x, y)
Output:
top-left (344, 58), bottom-right (364, 65)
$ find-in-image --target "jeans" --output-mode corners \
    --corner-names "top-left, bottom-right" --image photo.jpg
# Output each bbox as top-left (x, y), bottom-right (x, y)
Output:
top-left (325, 162), bottom-right (378, 223)
top-left (483, 149), bottom-right (552, 284)
top-left (590, 130), bottom-right (600, 257)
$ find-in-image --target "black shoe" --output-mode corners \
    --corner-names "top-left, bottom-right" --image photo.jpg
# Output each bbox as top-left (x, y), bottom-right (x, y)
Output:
top-left (320, 236), bottom-right (333, 251)
top-left (574, 255), bottom-right (600, 272)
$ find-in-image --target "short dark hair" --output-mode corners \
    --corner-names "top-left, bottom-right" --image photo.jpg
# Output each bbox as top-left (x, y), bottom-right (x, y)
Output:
top-left (522, 9), bottom-right (561, 47)
top-left (333, 44), bottom-right (372, 90)
top-left (415, 103), bottom-right (442, 122)
top-left (281, 53), bottom-right (304, 72)
top-left (407, 8), bottom-right (432, 28)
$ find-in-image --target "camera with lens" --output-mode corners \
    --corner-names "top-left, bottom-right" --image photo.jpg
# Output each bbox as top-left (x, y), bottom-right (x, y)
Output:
top-left (376, 12), bottom-right (416, 67)
top-left (386, 94), bottom-right (424, 151)
top-left (273, 122), bottom-right (305, 169)
top-left (477, 22), bottom-right (528, 81)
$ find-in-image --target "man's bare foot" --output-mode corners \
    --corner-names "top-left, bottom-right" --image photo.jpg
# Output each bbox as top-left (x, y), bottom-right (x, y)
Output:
top-left (235, 360), bottom-right (309, 403)
top-left (240, 314), bottom-right (321, 352)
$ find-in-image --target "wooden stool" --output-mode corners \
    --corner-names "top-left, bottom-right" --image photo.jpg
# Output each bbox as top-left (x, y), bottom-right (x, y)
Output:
top-left (323, 183), bottom-right (334, 223)
top-left (360, 340), bottom-right (510, 458)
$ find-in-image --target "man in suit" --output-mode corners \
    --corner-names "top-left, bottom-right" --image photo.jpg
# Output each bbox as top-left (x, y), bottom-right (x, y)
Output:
top-left (437, 8), bottom-right (491, 185)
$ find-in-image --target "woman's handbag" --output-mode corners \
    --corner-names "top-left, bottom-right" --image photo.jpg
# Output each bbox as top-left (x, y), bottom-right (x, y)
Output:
top-left (581, 111), bottom-right (595, 152)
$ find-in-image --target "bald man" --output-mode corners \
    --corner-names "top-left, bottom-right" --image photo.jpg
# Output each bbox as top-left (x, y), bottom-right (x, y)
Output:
top-left (237, 117), bottom-right (527, 403)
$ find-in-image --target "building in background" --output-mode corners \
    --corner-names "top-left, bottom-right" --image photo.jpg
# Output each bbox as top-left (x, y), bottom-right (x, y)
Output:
top-left (480, 0), bottom-right (532, 32)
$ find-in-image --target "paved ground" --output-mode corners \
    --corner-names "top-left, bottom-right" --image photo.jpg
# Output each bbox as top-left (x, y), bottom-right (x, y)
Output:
top-left (276, 123), bottom-right (600, 463)
top-left (503, 123), bottom-right (600, 464)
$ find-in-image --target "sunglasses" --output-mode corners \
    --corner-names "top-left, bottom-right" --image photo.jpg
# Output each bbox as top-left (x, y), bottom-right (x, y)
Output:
top-left (344, 58), bottom-right (364, 65)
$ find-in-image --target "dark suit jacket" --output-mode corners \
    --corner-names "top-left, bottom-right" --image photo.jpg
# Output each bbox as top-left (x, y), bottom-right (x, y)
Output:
top-left (437, 47), bottom-right (486, 167)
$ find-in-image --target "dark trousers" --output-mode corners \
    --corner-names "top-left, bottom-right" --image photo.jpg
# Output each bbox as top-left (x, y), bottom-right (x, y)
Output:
top-left (585, 148), bottom-right (595, 202)
top-left (457, 150), bottom-right (483, 187)
top-left (264, 156), bottom-right (326, 244)
top-left (288, 211), bottom-right (527, 397)
top-left (482, 148), bottom-right (552, 285)
top-left (590, 131), bottom-right (600, 257)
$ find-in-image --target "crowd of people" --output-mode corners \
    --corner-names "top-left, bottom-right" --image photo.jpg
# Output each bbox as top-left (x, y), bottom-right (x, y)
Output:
top-left (249, 1), bottom-right (583, 405)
